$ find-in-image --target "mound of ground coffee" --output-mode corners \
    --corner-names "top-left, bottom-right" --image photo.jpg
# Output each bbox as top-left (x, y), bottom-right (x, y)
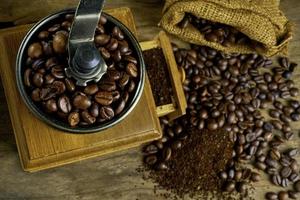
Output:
top-left (143, 48), bottom-right (173, 106)
top-left (150, 127), bottom-right (233, 197)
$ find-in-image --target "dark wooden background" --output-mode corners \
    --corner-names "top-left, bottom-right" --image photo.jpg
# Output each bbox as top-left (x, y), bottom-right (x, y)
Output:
top-left (0, 0), bottom-right (299, 199)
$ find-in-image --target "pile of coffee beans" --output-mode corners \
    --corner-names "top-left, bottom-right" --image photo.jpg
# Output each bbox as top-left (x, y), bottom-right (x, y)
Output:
top-left (143, 43), bottom-right (300, 199)
top-left (23, 13), bottom-right (140, 127)
top-left (179, 14), bottom-right (264, 51)
top-left (143, 48), bottom-right (173, 106)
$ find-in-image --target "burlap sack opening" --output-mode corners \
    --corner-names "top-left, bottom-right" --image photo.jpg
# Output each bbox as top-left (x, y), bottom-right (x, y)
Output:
top-left (160, 0), bottom-right (293, 56)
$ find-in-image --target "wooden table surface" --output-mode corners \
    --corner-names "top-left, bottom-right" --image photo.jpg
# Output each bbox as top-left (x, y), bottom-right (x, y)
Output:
top-left (0, 0), bottom-right (299, 199)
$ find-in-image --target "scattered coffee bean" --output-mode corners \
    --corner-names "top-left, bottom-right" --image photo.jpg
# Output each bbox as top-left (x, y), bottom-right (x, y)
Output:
top-left (278, 191), bottom-right (289, 200)
top-left (271, 174), bottom-right (282, 186)
top-left (265, 192), bottom-right (278, 200)
top-left (73, 94), bottom-right (91, 110)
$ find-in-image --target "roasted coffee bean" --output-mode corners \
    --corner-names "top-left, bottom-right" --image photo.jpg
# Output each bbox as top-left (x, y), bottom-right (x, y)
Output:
top-left (45, 99), bottom-right (58, 113)
top-left (99, 80), bottom-right (116, 92)
top-left (40, 87), bottom-right (56, 100)
top-left (265, 192), bottom-right (278, 200)
top-left (205, 33), bottom-right (218, 43)
top-left (263, 122), bottom-right (274, 132)
top-left (171, 140), bottom-right (182, 150)
top-left (126, 63), bottom-right (138, 78)
top-left (269, 109), bottom-right (281, 118)
top-left (266, 167), bottom-right (277, 175)
top-left (53, 32), bottom-right (67, 54)
top-left (111, 91), bottom-right (120, 102)
top-left (266, 158), bottom-right (279, 168)
top-left (144, 144), bottom-right (158, 154)
top-left (64, 78), bottom-right (75, 92)
top-left (61, 20), bottom-right (71, 30)
top-left (44, 74), bottom-right (55, 85)
top-left (291, 112), bottom-right (300, 121)
top-left (31, 88), bottom-right (41, 102)
top-left (51, 81), bottom-right (66, 94)
top-left (112, 26), bottom-right (124, 40)
top-left (100, 106), bottom-right (114, 120)
top-left (281, 167), bottom-right (292, 178)
top-left (289, 173), bottom-right (300, 182)
top-left (106, 38), bottom-right (119, 51)
top-left (51, 65), bottom-right (65, 79)
top-left (58, 95), bottom-right (72, 113)
top-left (250, 172), bottom-right (261, 182)
top-left (289, 100), bottom-right (300, 109)
top-left (95, 34), bottom-right (111, 45)
top-left (95, 91), bottom-right (113, 106)
top-left (282, 70), bottom-right (292, 79)
top-left (257, 155), bottom-right (266, 163)
top-left (124, 55), bottom-right (138, 65)
top-left (274, 101), bottom-right (284, 110)
top-left (27, 42), bottom-right (43, 58)
top-left (280, 114), bottom-right (292, 123)
top-left (287, 148), bottom-right (299, 158)
top-left (144, 155), bottom-right (157, 166)
top-left (119, 41), bottom-right (130, 55)
top-left (271, 174), bottom-right (282, 186)
top-left (68, 112), bottom-right (80, 127)
top-left (255, 162), bottom-right (267, 171)
top-left (281, 91), bottom-right (291, 99)
top-left (119, 73), bottom-right (130, 88)
top-left (283, 106), bottom-right (294, 115)
top-left (279, 57), bottom-right (290, 69)
top-left (111, 50), bottom-right (122, 62)
top-left (271, 120), bottom-right (283, 130)
top-left (38, 31), bottom-right (49, 40)
top-left (73, 94), bottom-right (91, 110)
top-left (127, 80), bottom-right (135, 93)
top-left (84, 84), bottom-right (99, 95)
top-left (115, 99), bottom-right (126, 115)
top-left (90, 103), bottom-right (99, 118)
top-left (269, 149), bottom-right (281, 160)
top-left (99, 47), bottom-right (110, 59)
top-left (280, 155), bottom-right (291, 167)
top-left (278, 191), bottom-right (289, 200)
top-left (207, 119), bottom-right (218, 130)
top-left (107, 70), bottom-right (121, 81)
top-left (81, 111), bottom-right (96, 124)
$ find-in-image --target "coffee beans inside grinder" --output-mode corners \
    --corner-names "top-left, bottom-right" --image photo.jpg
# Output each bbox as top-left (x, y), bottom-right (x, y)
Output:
top-left (19, 2), bottom-right (144, 131)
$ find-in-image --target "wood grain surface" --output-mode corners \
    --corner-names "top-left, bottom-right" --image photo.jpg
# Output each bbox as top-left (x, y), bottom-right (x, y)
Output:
top-left (0, 0), bottom-right (300, 199)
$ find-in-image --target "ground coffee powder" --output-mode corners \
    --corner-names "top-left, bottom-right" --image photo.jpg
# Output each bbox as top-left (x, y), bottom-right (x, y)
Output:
top-left (143, 48), bottom-right (173, 106)
top-left (149, 127), bottom-right (233, 197)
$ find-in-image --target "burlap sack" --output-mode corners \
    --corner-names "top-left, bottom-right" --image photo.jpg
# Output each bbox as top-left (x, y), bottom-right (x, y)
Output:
top-left (160, 0), bottom-right (293, 56)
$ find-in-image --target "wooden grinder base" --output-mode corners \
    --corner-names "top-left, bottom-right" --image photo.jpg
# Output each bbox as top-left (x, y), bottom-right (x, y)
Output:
top-left (0, 7), bottom-right (162, 172)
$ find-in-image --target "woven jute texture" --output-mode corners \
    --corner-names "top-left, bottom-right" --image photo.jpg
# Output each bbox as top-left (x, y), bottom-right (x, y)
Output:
top-left (160, 0), bottom-right (293, 56)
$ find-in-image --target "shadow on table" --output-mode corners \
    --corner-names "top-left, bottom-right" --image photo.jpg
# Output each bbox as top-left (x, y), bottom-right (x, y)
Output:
top-left (0, 77), bottom-right (16, 148)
